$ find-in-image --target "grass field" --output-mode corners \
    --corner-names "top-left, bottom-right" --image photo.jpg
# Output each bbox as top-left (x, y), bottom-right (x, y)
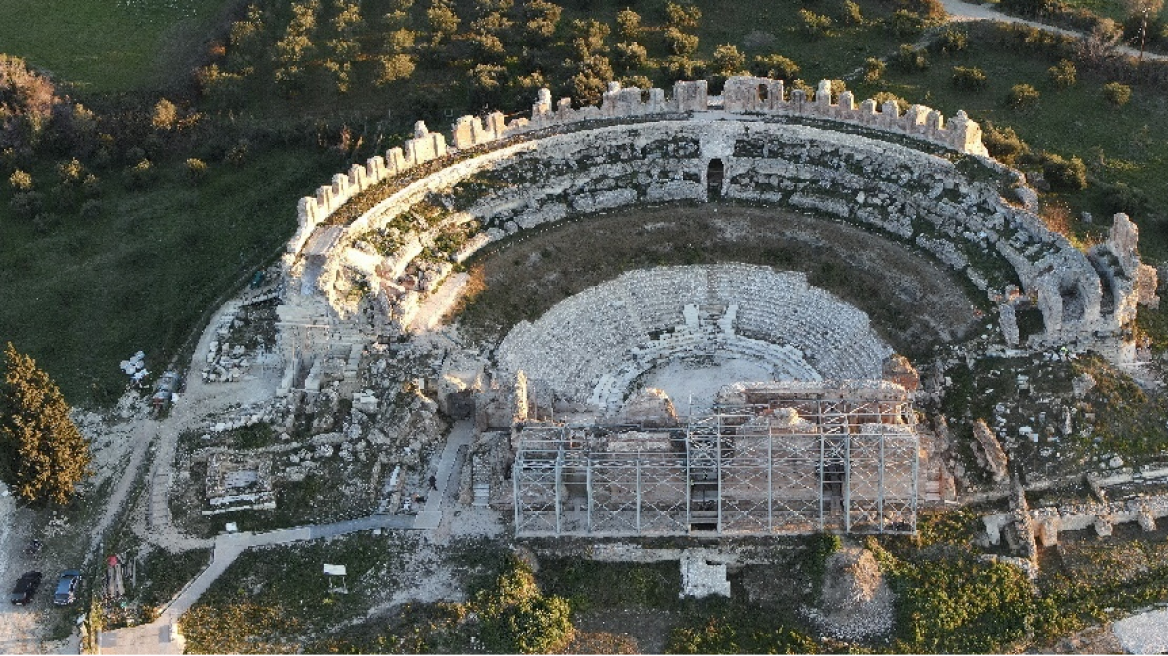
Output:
top-left (0, 0), bottom-right (233, 91)
top-left (852, 23), bottom-right (1168, 259)
top-left (0, 148), bottom-right (335, 403)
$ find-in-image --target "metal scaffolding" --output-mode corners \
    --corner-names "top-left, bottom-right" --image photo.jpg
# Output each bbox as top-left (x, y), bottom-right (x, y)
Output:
top-left (513, 387), bottom-right (919, 536)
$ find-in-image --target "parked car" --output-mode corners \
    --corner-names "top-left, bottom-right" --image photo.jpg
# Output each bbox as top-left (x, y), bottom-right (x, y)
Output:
top-left (10, 571), bottom-right (42, 605)
top-left (52, 570), bottom-right (81, 606)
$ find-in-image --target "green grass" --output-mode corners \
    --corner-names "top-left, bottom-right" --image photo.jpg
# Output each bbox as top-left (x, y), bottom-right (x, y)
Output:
top-left (0, 0), bottom-right (235, 92)
top-left (181, 532), bottom-right (421, 653)
top-left (0, 148), bottom-right (335, 405)
top-left (853, 23), bottom-right (1168, 258)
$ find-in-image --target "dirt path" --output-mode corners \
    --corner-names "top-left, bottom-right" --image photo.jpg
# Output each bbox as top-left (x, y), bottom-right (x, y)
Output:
top-left (940, 0), bottom-right (1168, 62)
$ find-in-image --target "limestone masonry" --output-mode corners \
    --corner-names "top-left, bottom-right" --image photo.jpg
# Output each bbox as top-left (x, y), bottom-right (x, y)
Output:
top-left (281, 76), bottom-right (1157, 368)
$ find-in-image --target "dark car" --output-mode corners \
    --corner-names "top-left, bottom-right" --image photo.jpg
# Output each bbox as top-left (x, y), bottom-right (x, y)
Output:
top-left (9, 571), bottom-right (42, 605)
top-left (52, 570), bottom-right (81, 606)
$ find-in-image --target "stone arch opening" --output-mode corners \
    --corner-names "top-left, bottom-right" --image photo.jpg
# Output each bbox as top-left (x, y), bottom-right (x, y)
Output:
top-left (707, 158), bottom-right (725, 200)
top-left (1061, 279), bottom-right (1086, 323)
top-left (758, 84), bottom-right (769, 102)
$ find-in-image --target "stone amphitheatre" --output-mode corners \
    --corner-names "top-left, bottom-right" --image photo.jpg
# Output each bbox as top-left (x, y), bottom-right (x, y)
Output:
top-left (265, 74), bottom-right (1160, 538)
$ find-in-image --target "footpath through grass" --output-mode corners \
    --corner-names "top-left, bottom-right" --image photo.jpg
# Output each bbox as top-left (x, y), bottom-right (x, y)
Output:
top-left (0, 0), bottom-right (233, 92)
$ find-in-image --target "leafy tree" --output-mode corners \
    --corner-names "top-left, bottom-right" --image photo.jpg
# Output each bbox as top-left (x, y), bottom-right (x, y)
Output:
top-left (842, 0), bottom-right (864, 25)
top-left (522, 0), bottom-right (561, 42)
top-left (800, 9), bottom-right (834, 38)
top-left (0, 55), bottom-right (58, 153)
top-left (1007, 83), bottom-right (1040, 108)
top-left (665, 27), bottom-right (699, 55)
top-left (894, 44), bottom-right (929, 71)
top-left (570, 18), bottom-right (610, 59)
top-left (0, 343), bottom-right (91, 505)
top-left (665, 2), bottom-right (702, 29)
top-left (8, 169), bottom-right (32, 191)
top-left (616, 8), bottom-right (642, 39)
top-left (934, 25), bottom-right (969, 54)
top-left (711, 44), bottom-right (746, 77)
top-left (981, 121), bottom-right (1030, 166)
top-left (1048, 59), bottom-right (1077, 87)
top-left (570, 55), bottom-right (614, 105)
top-left (615, 41), bottom-right (649, 70)
top-left (1043, 153), bottom-right (1088, 190)
top-left (425, 0), bottom-right (461, 49)
top-left (862, 57), bottom-right (885, 82)
top-left (752, 54), bottom-right (800, 80)
top-left (152, 98), bottom-right (179, 130)
top-left (1103, 81), bottom-right (1132, 106)
top-left (185, 158), bottom-right (209, 184)
top-left (888, 9), bottom-right (925, 37)
top-left (951, 66), bottom-right (988, 91)
top-left (476, 556), bottom-right (574, 654)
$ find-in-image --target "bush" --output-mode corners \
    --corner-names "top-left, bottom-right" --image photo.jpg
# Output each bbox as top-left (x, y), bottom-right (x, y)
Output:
top-left (982, 122), bottom-right (1030, 166)
top-left (664, 27), bottom-right (699, 55)
top-left (614, 41), bottom-right (649, 69)
top-left (226, 141), bottom-right (250, 167)
top-left (8, 191), bottom-right (43, 219)
top-left (872, 91), bottom-right (910, 113)
top-left (894, 44), bottom-right (929, 72)
top-left (1007, 83), bottom-right (1040, 108)
top-left (79, 198), bottom-right (103, 220)
top-left (185, 158), bottom-right (209, 184)
top-left (901, 0), bottom-right (948, 23)
top-left (1102, 81), bottom-right (1132, 107)
top-left (842, 0), bottom-right (864, 25)
top-left (1048, 59), bottom-right (1077, 88)
top-left (126, 159), bottom-right (156, 189)
top-left (889, 9), bottom-right (926, 37)
top-left (999, 0), bottom-right (1055, 17)
top-left (1101, 182), bottom-right (1151, 216)
top-left (934, 25), bottom-right (969, 54)
top-left (56, 158), bottom-right (85, 186)
top-left (8, 169), bottom-right (32, 192)
top-left (752, 54), bottom-right (800, 80)
top-left (952, 66), bottom-right (988, 91)
top-left (711, 44), bottom-right (746, 77)
top-left (863, 57), bottom-right (886, 82)
top-left (82, 174), bottom-right (101, 198)
top-left (799, 9), bottom-right (834, 37)
top-left (1043, 153), bottom-right (1088, 191)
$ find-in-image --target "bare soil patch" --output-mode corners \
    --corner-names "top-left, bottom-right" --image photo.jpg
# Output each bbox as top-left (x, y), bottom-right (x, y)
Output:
top-left (455, 202), bottom-right (979, 360)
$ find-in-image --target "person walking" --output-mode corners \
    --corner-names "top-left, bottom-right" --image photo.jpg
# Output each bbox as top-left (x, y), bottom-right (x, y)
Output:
top-left (428, 475), bottom-right (437, 491)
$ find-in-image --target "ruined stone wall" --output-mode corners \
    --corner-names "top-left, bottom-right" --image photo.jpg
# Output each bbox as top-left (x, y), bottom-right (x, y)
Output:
top-left (282, 77), bottom-right (1155, 363)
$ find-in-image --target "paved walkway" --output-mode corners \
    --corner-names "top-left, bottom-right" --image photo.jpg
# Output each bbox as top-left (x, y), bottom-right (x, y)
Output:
top-left (415, 420), bottom-right (474, 529)
top-left (97, 513), bottom-right (416, 654)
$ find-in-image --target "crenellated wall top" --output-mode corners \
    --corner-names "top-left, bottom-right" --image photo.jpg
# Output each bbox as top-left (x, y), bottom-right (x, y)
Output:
top-left (287, 77), bottom-right (991, 259)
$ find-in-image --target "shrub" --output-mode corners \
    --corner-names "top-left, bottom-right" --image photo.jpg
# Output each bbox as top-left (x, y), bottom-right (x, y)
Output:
top-left (665, 2), bottom-right (702, 29)
top-left (1043, 153), bottom-right (1088, 190)
top-left (152, 98), bottom-right (179, 130)
top-left (1102, 81), bottom-right (1132, 106)
top-left (935, 25), bottom-right (969, 54)
top-left (616, 8), bottom-right (641, 39)
top-left (1048, 59), bottom-right (1077, 88)
top-left (889, 9), bottom-right (926, 37)
top-left (185, 158), bottom-right (209, 184)
top-left (982, 122), bottom-right (1030, 166)
top-left (894, 44), bottom-right (930, 72)
top-left (82, 174), bottom-right (101, 198)
top-left (8, 169), bottom-right (32, 192)
top-left (711, 44), bottom-right (746, 77)
top-left (863, 57), bottom-right (886, 82)
top-left (126, 159), bottom-right (156, 189)
top-left (56, 158), bottom-right (85, 186)
top-left (872, 91), bottom-right (910, 113)
top-left (1101, 182), bottom-right (1151, 216)
top-left (752, 54), bottom-right (800, 80)
top-left (226, 141), bottom-right (250, 167)
top-left (614, 41), bottom-right (649, 69)
top-left (842, 0), bottom-right (864, 25)
top-left (664, 27), bottom-right (699, 55)
top-left (80, 198), bottom-right (103, 220)
top-left (1007, 83), bottom-right (1040, 108)
top-left (952, 66), bottom-right (988, 91)
top-left (799, 9), bottom-right (834, 38)
top-left (8, 191), bottom-right (43, 219)
top-left (1000, 0), bottom-right (1055, 17)
top-left (901, 0), bottom-right (948, 23)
